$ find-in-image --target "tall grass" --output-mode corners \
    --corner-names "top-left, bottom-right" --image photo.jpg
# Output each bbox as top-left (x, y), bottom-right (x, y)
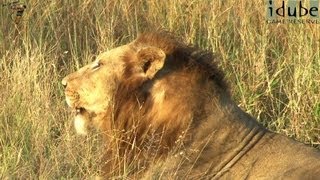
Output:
top-left (0, 0), bottom-right (319, 178)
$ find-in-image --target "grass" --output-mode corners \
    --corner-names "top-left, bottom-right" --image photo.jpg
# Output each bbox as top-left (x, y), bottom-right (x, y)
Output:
top-left (0, 0), bottom-right (319, 178)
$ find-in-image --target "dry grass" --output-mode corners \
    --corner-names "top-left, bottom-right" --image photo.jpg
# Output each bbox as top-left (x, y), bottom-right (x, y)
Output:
top-left (0, 0), bottom-right (319, 178)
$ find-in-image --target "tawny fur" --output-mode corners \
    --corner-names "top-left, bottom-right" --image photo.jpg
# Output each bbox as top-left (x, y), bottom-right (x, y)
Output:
top-left (63, 32), bottom-right (320, 179)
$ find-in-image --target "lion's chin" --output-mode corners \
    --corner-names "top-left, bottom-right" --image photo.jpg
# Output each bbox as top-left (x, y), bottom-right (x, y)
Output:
top-left (74, 108), bottom-right (90, 135)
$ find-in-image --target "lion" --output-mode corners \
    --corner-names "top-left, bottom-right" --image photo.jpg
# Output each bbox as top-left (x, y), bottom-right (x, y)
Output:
top-left (62, 32), bottom-right (320, 179)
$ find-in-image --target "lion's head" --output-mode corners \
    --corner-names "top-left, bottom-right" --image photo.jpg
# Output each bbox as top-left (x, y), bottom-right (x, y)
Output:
top-left (62, 32), bottom-right (227, 136)
top-left (62, 46), bottom-right (127, 134)
top-left (62, 43), bottom-right (168, 132)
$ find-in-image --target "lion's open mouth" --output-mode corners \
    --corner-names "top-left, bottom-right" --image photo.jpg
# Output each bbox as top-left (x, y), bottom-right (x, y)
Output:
top-left (75, 107), bottom-right (86, 115)
top-left (74, 106), bottom-right (96, 120)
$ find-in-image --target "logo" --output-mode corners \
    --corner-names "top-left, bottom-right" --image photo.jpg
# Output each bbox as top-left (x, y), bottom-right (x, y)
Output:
top-left (266, 0), bottom-right (320, 24)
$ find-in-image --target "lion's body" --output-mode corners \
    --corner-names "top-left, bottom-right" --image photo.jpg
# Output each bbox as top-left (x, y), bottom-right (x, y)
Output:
top-left (63, 32), bottom-right (320, 179)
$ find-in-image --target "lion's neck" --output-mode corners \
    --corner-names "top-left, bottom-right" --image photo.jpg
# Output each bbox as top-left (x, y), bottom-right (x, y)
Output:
top-left (178, 94), bottom-right (267, 178)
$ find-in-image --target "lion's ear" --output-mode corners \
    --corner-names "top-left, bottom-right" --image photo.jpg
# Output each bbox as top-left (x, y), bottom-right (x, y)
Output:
top-left (137, 47), bottom-right (166, 79)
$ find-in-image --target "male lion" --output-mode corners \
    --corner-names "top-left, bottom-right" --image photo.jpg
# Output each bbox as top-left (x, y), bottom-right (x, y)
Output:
top-left (62, 32), bottom-right (320, 179)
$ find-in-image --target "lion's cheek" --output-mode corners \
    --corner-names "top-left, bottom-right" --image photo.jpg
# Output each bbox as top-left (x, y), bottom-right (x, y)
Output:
top-left (86, 97), bottom-right (112, 113)
top-left (74, 114), bottom-right (89, 135)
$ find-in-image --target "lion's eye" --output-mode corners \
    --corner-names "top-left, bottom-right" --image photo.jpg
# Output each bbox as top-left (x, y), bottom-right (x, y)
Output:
top-left (92, 61), bottom-right (101, 70)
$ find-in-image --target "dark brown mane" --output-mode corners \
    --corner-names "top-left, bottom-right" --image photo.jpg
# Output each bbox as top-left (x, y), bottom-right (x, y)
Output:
top-left (105, 32), bottom-right (231, 176)
top-left (113, 31), bottom-right (230, 143)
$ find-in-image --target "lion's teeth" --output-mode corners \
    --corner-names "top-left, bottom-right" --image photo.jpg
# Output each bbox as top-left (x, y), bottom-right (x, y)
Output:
top-left (76, 109), bottom-right (81, 113)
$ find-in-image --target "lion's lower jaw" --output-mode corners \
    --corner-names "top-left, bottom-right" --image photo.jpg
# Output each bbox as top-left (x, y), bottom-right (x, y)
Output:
top-left (74, 114), bottom-right (89, 135)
